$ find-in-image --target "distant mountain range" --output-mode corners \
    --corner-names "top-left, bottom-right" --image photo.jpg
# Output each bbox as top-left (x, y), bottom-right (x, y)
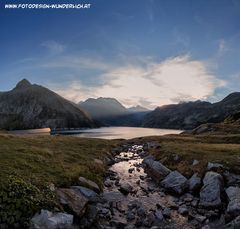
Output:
top-left (0, 79), bottom-right (95, 130)
top-left (1, 79), bottom-right (240, 131)
top-left (78, 97), bottom-right (150, 126)
top-left (142, 92), bottom-right (240, 129)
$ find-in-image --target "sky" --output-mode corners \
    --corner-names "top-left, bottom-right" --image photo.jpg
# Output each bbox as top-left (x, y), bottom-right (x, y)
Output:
top-left (0, 0), bottom-right (240, 109)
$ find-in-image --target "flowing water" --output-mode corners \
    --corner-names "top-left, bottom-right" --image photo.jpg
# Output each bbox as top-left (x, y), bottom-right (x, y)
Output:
top-left (100, 144), bottom-right (193, 228)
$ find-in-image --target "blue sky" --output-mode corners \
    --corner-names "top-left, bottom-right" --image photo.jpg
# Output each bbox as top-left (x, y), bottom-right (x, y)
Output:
top-left (0, 0), bottom-right (240, 108)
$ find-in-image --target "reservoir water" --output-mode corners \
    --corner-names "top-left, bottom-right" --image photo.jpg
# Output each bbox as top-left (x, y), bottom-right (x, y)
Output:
top-left (51, 127), bottom-right (182, 139)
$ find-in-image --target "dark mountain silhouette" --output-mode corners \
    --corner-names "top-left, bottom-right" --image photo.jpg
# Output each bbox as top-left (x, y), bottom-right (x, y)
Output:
top-left (79, 97), bottom-right (128, 119)
top-left (142, 92), bottom-right (240, 130)
top-left (0, 79), bottom-right (95, 130)
top-left (79, 98), bottom-right (150, 126)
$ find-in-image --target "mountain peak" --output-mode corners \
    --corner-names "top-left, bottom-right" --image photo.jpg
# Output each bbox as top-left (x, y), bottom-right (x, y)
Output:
top-left (15, 79), bottom-right (32, 89)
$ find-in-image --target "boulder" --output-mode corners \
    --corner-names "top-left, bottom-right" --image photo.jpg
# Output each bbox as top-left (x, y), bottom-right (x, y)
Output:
top-left (145, 160), bottom-right (171, 181)
top-left (199, 171), bottom-right (223, 209)
top-left (119, 182), bottom-right (133, 194)
top-left (78, 176), bottom-right (100, 193)
top-left (31, 209), bottom-right (73, 229)
top-left (57, 188), bottom-right (88, 217)
top-left (70, 186), bottom-right (98, 199)
top-left (142, 155), bottom-right (155, 167)
top-left (161, 170), bottom-right (188, 195)
top-left (189, 173), bottom-right (202, 192)
top-left (226, 186), bottom-right (240, 217)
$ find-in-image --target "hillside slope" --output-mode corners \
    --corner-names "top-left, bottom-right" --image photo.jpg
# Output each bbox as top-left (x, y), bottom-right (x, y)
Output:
top-left (0, 79), bottom-right (95, 130)
top-left (142, 93), bottom-right (240, 130)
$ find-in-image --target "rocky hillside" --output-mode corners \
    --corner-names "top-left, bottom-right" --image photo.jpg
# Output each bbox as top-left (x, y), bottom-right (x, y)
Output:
top-left (185, 112), bottom-right (240, 135)
top-left (142, 92), bottom-right (240, 130)
top-left (79, 97), bottom-right (150, 126)
top-left (224, 111), bottom-right (240, 124)
top-left (0, 79), bottom-right (95, 130)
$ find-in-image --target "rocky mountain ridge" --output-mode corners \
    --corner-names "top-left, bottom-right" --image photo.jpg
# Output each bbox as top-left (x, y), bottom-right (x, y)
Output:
top-left (0, 79), bottom-right (95, 130)
top-left (79, 97), bottom-right (150, 126)
top-left (142, 93), bottom-right (240, 130)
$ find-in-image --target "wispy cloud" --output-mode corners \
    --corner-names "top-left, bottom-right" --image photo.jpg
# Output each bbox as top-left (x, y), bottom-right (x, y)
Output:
top-left (41, 40), bottom-right (65, 55)
top-left (51, 55), bottom-right (226, 109)
top-left (217, 39), bottom-right (230, 57)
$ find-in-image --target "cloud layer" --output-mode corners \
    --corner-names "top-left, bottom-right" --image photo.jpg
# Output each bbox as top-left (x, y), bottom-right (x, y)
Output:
top-left (54, 55), bottom-right (226, 109)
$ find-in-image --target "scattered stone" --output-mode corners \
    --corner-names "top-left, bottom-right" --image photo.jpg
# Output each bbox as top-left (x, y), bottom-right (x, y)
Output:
top-left (31, 210), bottom-right (73, 229)
top-left (159, 191), bottom-right (165, 197)
top-left (110, 218), bottom-right (127, 228)
top-left (169, 201), bottom-right (179, 210)
top-left (199, 171), bottom-right (223, 209)
top-left (128, 168), bottom-right (135, 173)
top-left (78, 176), bottom-right (100, 193)
top-left (194, 214), bottom-right (206, 223)
top-left (155, 209), bottom-right (164, 221)
top-left (144, 212), bottom-right (155, 227)
top-left (140, 183), bottom-right (149, 193)
top-left (94, 158), bottom-right (104, 165)
top-left (174, 154), bottom-right (180, 161)
top-left (162, 208), bottom-right (171, 218)
top-left (178, 206), bottom-right (188, 215)
top-left (225, 215), bottom-right (240, 228)
top-left (226, 186), bottom-right (240, 217)
top-left (128, 201), bottom-right (141, 211)
top-left (137, 207), bottom-right (146, 217)
top-left (140, 175), bottom-right (145, 180)
top-left (191, 198), bottom-right (199, 208)
top-left (103, 191), bottom-right (126, 202)
top-left (192, 159), bottom-right (199, 166)
top-left (104, 179), bottom-right (113, 187)
top-left (127, 211), bottom-right (135, 221)
top-left (116, 202), bottom-right (125, 213)
top-left (57, 188), bottom-right (88, 217)
top-left (201, 225), bottom-right (211, 229)
top-left (161, 170), bottom-right (188, 195)
top-left (135, 217), bottom-right (144, 227)
top-left (147, 141), bottom-right (160, 149)
top-left (105, 156), bottom-right (115, 166)
top-left (207, 162), bottom-right (223, 171)
top-left (181, 193), bottom-right (194, 201)
top-left (119, 182), bottom-right (133, 194)
top-left (189, 173), bottom-right (202, 192)
top-left (223, 171), bottom-right (240, 186)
